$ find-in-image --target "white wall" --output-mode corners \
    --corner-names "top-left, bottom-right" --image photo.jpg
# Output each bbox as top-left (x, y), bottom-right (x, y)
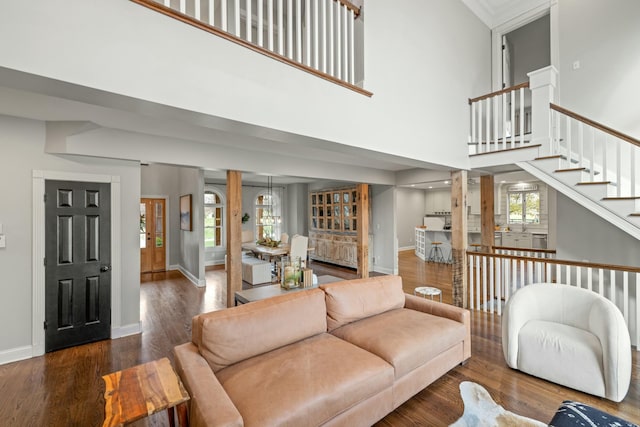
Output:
top-left (0, 114), bottom-right (140, 358)
top-left (557, 0), bottom-right (640, 138)
top-left (396, 188), bottom-right (426, 249)
top-left (0, 0), bottom-right (491, 170)
top-left (284, 183), bottom-right (309, 237)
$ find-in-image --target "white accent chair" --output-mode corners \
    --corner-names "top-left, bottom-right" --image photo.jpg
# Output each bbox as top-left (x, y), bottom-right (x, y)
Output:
top-left (502, 283), bottom-right (631, 402)
top-left (280, 233), bottom-right (289, 245)
top-left (289, 235), bottom-right (309, 265)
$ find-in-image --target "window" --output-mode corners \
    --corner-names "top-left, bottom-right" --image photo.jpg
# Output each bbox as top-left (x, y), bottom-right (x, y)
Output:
top-left (204, 189), bottom-right (224, 248)
top-left (255, 192), bottom-right (281, 240)
top-left (508, 190), bottom-right (540, 224)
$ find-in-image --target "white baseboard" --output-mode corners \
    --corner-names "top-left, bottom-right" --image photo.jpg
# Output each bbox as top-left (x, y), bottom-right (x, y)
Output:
top-left (173, 264), bottom-right (206, 287)
top-left (398, 246), bottom-right (415, 252)
top-left (205, 260), bottom-right (225, 267)
top-left (373, 266), bottom-right (395, 275)
top-left (111, 322), bottom-right (142, 339)
top-left (0, 345), bottom-right (33, 366)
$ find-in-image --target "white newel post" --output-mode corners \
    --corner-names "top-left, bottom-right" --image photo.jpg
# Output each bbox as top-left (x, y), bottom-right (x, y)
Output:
top-left (527, 66), bottom-right (558, 155)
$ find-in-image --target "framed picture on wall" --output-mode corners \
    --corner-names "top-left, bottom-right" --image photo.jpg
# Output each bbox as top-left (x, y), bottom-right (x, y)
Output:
top-left (180, 194), bottom-right (192, 231)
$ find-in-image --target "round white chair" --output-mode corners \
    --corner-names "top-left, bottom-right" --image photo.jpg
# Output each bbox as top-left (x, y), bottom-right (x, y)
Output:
top-left (502, 283), bottom-right (631, 402)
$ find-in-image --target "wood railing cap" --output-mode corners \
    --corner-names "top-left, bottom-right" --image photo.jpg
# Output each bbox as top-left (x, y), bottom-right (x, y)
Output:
top-left (550, 103), bottom-right (640, 148)
top-left (468, 82), bottom-right (529, 105)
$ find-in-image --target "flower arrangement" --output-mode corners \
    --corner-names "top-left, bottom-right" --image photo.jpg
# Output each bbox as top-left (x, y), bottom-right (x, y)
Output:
top-left (257, 237), bottom-right (281, 247)
top-left (242, 212), bottom-right (250, 223)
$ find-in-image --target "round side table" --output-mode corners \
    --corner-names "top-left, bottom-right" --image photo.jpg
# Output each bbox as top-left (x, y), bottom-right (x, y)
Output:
top-left (414, 286), bottom-right (442, 302)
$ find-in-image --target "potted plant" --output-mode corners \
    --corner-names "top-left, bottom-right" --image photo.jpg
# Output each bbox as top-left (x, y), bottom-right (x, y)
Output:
top-left (242, 212), bottom-right (250, 224)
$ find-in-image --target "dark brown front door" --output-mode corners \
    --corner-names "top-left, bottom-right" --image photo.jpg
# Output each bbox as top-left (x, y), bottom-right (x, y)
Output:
top-left (45, 180), bottom-right (111, 352)
top-left (140, 198), bottom-right (166, 273)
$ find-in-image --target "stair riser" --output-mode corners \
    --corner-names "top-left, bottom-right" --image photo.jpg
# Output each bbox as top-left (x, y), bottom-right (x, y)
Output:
top-left (628, 216), bottom-right (640, 227)
top-left (575, 185), bottom-right (616, 201)
top-left (532, 157), bottom-right (562, 173)
top-left (553, 170), bottom-right (589, 186)
top-left (600, 199), bottom-right (637, 215)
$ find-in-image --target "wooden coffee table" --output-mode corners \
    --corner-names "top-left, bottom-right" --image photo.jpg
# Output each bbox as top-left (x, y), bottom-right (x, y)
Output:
top-left (102, 357), bottom-right (189, 427)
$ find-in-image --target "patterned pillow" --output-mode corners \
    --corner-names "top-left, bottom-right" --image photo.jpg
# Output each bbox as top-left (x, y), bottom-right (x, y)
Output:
top-left (549, 401), bottom-right (638, 427)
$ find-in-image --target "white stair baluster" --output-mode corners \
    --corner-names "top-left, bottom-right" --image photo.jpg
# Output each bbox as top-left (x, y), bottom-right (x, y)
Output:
top-left (475, 255), bottom-right (481, 310)
top-left (510, 91), bottom-right (515, 145)
top-left (519, 87), bottom-right (525, 145)
top-left (209, 0), bottom-right (215, 26)
top-left (489, 258), bottom-right (494, 313)
top-left (222, 0), bottom-right (228, 31)
top-left (469, 255), bottom-right (474, 310)
top-left (623, 272), bottom-right (629, 325)
top-left (578, 122), bottom-right (584, 169)
top-left (335, 1), bottom-right (341, 80)
top-left (471, 102), bottom-right (476, 149)
top-left (566, 116), bottom-right (572, 168)
top-left (493, 97), bottom-right (498, 150)
top-left (587, 267), bottom-right (593, 292)
top-left (235, 0), bottom-right (240, 36)
top-left (602, 133), bottom-right (608, 182)
top-left (598, 268), bottom-right (604, 296)
top-left (304, 0), bottom-right (310, 65)
top-left (589, 127), bottom-right (595, 181)
top-left (195, 0), bottom-right (201, 20)
top-left (246, 0), bottom-right (252, 42)
top-left (257, 0), bottom-right (263, 46)
top-left (286, 0), bottom-right (292, 58)
top-left (180, 0), bottom-right (186, 14)
top-left (616, 139), bottom-right (622, 197)
top-left (631, 145), bottom-right (636, 196)
top-left (610, 270), bottom-right (616, 305)
top-left (314, 0), bottom-right (319, 69)
top-left (478, 101), bottom-right (483, 152)
top-left (267, 0), bottom-right (273, 49)
top-left (295, 0), bottom-right (301, 61)
top-left (277, 0), bottom-right (283, 55)
top-left (502, 93), bottom-right (507, 146)
top-left (349, 9), bottom-right (354, 84)
top-left (321, 0), bottom-right (327, 73)
top-left (342, 4), bottom-right (347, 80)
top-left (328, 0), bottom-right (333, 76)
top-left (482, 256), bottom-right (487, 311)
top-left (486, 98), bottom-right (491, 151)
top-left (164, 0), bottom-right (170, 7)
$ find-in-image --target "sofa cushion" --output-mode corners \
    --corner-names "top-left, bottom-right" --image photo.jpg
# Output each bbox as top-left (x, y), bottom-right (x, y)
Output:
top-left (194, 288), bottom-right (327, 373)
top-left (331, 307), bottom-right (467, 379)
top-left (518, 320), bottom-right (605, 397)
top-left (216, 333), bottom-right (394, 427)
top-left (321, 275), bottom-right (405, 331)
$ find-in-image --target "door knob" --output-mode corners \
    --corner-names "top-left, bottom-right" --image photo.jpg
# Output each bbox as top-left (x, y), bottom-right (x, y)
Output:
top-left (100, 265), bottom-right (111, 272)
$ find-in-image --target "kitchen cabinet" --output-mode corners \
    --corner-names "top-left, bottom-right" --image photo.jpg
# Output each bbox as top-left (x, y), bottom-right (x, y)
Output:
top-left (415, 228), bottom-right (427, 260)
top-left (426, 190), bottom-right (450, 214)
top-left (501, 232), bottom-right (533, 248)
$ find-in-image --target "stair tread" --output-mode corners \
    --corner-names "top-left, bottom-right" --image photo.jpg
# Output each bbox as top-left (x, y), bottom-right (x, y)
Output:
top-left (602, 196), bottom-right (640, 200)
top-left (534, 155), bottom-right (562, 160)
top-left (576, 181), bottom-right (612, 186)
top-left (555, 167), bottom-right (586, 173)
top-left (630, 213), bottom-right (640, 217)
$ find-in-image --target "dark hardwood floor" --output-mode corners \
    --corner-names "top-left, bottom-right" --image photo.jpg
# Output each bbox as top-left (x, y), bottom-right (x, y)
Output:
top-left (0, 253), bottom-right (637, 426)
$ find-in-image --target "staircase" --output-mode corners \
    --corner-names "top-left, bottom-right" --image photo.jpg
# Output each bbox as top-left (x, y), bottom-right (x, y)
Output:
top-left (468, 67), bottom-right (640, 241)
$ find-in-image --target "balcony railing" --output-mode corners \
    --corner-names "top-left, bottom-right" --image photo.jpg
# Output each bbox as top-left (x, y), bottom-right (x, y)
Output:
top-left (468, 250), bottom-right (639, 348)
top-left (468, 82), bottom-right (532, 155)
top-left (132, 0), bottom-right (370, 96)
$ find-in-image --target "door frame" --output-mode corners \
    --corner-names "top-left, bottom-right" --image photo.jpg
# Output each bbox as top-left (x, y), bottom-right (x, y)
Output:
top-left (32, 170), bottom-right (122, 357)
top-left (140, 194), bottom-right (170, 272)
top-left (490, 2), bottom-right (557, 92)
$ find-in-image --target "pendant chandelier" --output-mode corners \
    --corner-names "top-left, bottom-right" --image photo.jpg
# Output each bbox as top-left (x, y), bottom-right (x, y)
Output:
top-left (262, 176), bottom-right (281, 226)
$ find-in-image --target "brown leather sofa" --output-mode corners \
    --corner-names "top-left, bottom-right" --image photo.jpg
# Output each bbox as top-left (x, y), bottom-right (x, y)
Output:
top-left (174, 275), bottom-right (471, 427)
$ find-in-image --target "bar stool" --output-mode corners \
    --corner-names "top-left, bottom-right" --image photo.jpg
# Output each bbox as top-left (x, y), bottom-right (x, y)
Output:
top-left (427, 242), bottom-right (445, 263)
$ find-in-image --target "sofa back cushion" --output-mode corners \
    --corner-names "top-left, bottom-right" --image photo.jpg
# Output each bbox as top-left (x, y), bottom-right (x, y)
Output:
top-left (193, 288), bottom-right (327, 373)
top-left (321, 275), bottom-right (405, 331)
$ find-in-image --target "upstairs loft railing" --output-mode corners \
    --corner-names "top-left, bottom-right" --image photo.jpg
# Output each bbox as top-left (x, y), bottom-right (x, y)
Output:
top-left (468, 82), bottom-right (532, 155)
top-left (131, 0), bottom-right (371, 96)
top-left (550, 103), bottom-right (640, 198)
top-left (468, 250), bottom-right (640, 349)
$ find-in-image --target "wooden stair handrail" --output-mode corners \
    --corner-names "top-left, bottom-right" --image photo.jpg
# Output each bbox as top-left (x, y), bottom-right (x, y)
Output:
top-left (550, 103), bottom-right (640, 148)
top-left (130, 0), bottom-right (372, 97)
top-left (470, 250), bottom-right (640, 274)
top-left (468, 82), bottom-right (529, 105)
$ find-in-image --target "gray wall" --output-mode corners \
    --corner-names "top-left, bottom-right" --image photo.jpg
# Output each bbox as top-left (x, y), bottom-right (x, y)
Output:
top-left (285, 183), bottom-right (309, 237)
top-left (558, 0), bottom-right (640, 138)
top-left (396, 188), bottom-right (426, 249)
top-left (0, 114), bottom-right (141, 355)
top-left (506, 14), bottom-right (550, 85)
top-left (178, 167), bottom-right (205, 285)
top-left (371, 185), bottom-right (397, 274)
top-left (556, 192), bottom-right (640, 266)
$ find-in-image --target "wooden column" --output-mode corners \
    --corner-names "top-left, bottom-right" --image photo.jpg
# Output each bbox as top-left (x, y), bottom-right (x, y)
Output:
top-left (356, 183), bottom-right (369, 278)
top-left (226, 170), bottom-right (242, 308)
top-left (480, 175), bottom-right (495, 252)
top-left (451, 170), bottom-right (468, 308)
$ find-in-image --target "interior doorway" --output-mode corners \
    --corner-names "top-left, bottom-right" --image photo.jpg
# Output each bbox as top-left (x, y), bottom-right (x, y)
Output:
top-left (140, 198), bottom-right (167, 273)
top-left (502, 14), bottom-right (551, 88)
